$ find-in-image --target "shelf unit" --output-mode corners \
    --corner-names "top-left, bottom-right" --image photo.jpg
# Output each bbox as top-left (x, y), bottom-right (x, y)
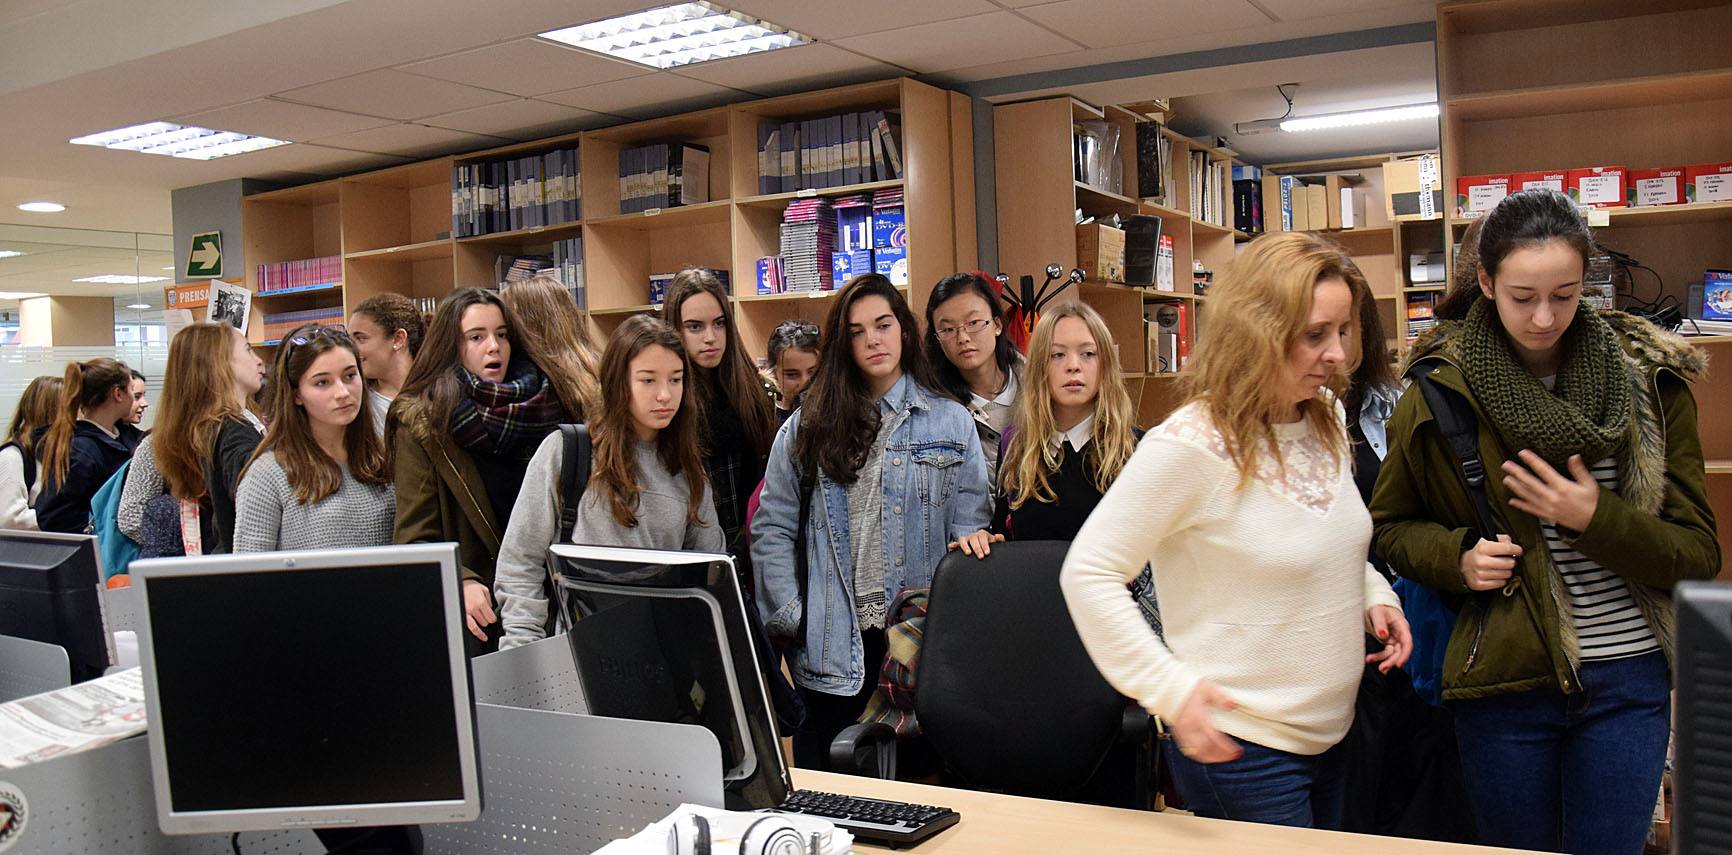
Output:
top-left (238, 78), bottom-right (971, 365)
top-left (1437, 0), bottom-right (1732, 576)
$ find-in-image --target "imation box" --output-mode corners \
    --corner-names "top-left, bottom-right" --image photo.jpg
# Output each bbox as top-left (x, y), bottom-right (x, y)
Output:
top-left (1511, 171), bottom-right (1568, 194)
top-left (1686, 162), bottom-right (1732, 203)
top-left (1631, 168), bottom-right (1686, 207)
top-left (1703, 269), bottom-right (1732, 320)
top-left (1456, 174), bottom-right (1511, 217)
top-left (1567, 166), bottom-right (1629, 208)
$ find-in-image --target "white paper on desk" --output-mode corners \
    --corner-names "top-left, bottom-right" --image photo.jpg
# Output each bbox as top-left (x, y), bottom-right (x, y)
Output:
top-left (0, 667), bottom-right (148, 768)
top-left (593, 803), bottom-right (852, 855)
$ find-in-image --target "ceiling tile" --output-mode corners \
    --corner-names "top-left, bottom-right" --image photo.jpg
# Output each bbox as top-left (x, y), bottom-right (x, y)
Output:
top-left (221, 143), bottom-right (414, 176)
top-left (397, 38), bottom-right (651, 97)
top-left (1016, 0), bottom-right (1273, 49)
top-left (423, 99), bottom-right (618, 141)
top-left (1252, 0), bottom-right (1428, 20)
top-left (171, 98), bottom-right (394, 142)
top-left (276, 69), bottom-right (513, 122)
top-left (671, 44), bottom-right (902, 96)
top-left (305, 124), bottom-right (511, 159)
top-left (726, 0), bottom-right (998, 39)
top-left (538, 74), bottom-right (743, 119)
top-left (834, 12), bottom-right (1081, 74)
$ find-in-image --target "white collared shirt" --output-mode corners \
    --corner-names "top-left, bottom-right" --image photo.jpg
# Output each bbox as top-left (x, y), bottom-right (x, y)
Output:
top-left (967, 368), bottom-right (1019, 437)
top-left (1049, 414), bottom-right (1094, 453)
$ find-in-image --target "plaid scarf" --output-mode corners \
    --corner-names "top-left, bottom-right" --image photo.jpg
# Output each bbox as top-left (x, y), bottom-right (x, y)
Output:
top-left (449, 359), bottom-right (566, 459)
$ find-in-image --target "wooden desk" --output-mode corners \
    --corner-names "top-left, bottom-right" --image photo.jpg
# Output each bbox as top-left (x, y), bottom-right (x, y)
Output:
top-left (795, 770), bottom-right (1533, 854)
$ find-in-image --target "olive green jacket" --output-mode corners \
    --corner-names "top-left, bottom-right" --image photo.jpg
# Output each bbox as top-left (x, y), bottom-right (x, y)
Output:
top-left (387, 395), bottom-right (502, 585)
top-left (1370, 311), bottom-right (1719, 701)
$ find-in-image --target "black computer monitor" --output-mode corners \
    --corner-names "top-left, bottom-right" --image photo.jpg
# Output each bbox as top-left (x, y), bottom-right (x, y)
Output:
top-left (0, 530), bottom-right (112, 681)
top-left (1675, 580), bottom-right (1732, 851)
top-left (129, 544), bottom-right (482, 837)
top-left (546, 544), bottom-right (791, 811)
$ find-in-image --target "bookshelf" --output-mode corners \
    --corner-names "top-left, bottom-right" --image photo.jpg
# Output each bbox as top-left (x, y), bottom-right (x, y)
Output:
top-left (1437, 0), bottom-right (1732, 576)
top-left (238, 78), bottom-right (966, 365)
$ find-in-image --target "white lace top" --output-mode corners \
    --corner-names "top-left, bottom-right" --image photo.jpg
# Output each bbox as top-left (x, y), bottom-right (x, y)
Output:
top-left (1060, 400), bottom-right (1401, 755)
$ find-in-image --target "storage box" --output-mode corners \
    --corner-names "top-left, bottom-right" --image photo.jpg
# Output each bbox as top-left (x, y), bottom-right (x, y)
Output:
top-left (1305, 183), bottom-right (1327, 232)
top-left (1339, 186), bottom-right (1368, 229)
top-left (1567, 166), bottom-right (1628, 208)
top-left (1076, 223), bottom-right (1126, 283)
top-left (1705, 269), bottom-right (1732, 321)
top-left (832, 250), bottom-right (872, 288)
top-left (1511, 171), bottom-right (1567, 194)
top-left (1456, 174), bottom-right (1511, 218)
top-left (873, 244), bottom-right (909, 286)
top-left (1383, 154), bottom-right (1443, 220)
top-left (756, 256), bottom-right (784, 295)
top-left (1685, 162), bottom-right (1732, 203)
top-left (872, 205), bottom-right (907, 249)
top-left (1631, 168), bottom-right (1686, 207)
top-left (1261, 175), bottom-right (1306, 231)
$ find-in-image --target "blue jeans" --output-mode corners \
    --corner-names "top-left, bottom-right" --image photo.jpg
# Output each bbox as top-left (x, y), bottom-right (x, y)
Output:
top-left (1163, 738), bottom-right (1347, 829)
top-left (1452, 651), bottom-right (1669, 855)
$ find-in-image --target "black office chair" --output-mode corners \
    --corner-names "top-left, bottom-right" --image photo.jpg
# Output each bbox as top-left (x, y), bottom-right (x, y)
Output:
top-left (832, 540), bottom-right (1155, 809)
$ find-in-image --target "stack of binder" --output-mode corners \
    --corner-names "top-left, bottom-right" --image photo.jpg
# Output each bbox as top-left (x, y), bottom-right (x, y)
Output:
top-left (451, 145), bottom-right (581, 237)
top-left (756, 110), bottom-right (903, 194)
top-left (619, 143), bottom-right (711, 213)
top-left (780, 197), bottom-right (836, 292)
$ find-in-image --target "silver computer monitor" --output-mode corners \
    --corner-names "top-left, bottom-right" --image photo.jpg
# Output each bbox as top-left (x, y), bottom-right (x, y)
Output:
top-left (1675, 580), bottom-right (1732, 851)
top-left (546, 544), bottom-right (791, 811)
top-left (130, 544), bottom-right (482, 835)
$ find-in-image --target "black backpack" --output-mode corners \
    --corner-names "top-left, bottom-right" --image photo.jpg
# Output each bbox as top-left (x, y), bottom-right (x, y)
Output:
top-left (555, 424), bottom-right (592, 545)
top-left (1411, 363), bottom-right (1502, 542)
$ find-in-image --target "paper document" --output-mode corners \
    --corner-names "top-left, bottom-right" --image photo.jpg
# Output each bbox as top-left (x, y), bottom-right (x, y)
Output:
top-left (594, 803), bottom-right (851, 855)
top-left (0, 668), bottom-right (148, 768)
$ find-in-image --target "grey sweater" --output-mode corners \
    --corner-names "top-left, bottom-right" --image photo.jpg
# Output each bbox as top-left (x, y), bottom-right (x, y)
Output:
top-left (117, 434), bottom-right (163, 541)
top-left (495, 430), bottom-right (723, 650)
top-left (233, 450), bottom-right (396, 553)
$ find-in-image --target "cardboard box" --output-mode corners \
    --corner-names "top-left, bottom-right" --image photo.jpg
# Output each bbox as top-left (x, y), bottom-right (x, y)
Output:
top-left (1511, 171), bottom-right (1567, 194)
top-left (1631, 167), bottom-right (1686, 207)
top-left (1567, 166), bottom-right (1628, 208)
top-left (1686, 161), bottom-right (1732, 203)
top-left (1262, 175), bottom-right (1307, 231)
top-left (1305, 183), bottom-right (1327, 232)
top-left (1456, 174), bottom-right (1511, 218)
top-left (1077, 224), bottom-right (1126, 283)
top-left (1383, 154), bottom-right (1443, 221)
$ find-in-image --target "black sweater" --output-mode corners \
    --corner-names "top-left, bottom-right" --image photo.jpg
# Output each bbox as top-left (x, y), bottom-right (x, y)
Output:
top-left (203, 416), bottom-right (263, 554)
top-left (36, 422), bottom-right (135, 533)
top-left (990, 428), bottom-right (1143, 541)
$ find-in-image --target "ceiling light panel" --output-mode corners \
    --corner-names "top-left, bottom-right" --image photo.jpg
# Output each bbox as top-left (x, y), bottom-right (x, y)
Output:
top-left (0, 292), bottom-right (45, 300)
top-left (0, 251), bottom-right (23, 259)
top-left (74, 275), bottom-right (169, 285)
top-left (70, 122), bottom-right (290, 160)
top-left (1280, 103), bottom-right (1439, 133)
top-left (539, 2), bottom-right (809, 69)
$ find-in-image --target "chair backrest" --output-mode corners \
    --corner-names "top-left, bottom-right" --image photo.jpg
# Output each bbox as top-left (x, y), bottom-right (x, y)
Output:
top-left (914, 540), bottom-right (1127, 799)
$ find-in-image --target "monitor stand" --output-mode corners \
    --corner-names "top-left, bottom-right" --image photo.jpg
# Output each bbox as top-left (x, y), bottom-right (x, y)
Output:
top-left (314, 825), bottom-right (422, 854)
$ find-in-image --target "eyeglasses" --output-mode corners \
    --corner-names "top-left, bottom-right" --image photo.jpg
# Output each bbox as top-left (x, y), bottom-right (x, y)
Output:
top-left (284, 324), bottom-right (348, 357)
top-left (935, 318), bottom-right (994, 342)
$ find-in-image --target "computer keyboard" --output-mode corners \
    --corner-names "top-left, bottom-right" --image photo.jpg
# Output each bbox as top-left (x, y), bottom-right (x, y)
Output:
top-left (772, 789), bottom-right (960, 849)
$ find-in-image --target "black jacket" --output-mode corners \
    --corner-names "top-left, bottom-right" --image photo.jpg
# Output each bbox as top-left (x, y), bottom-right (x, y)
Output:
top-left (35, 422), bottom-right (136, 533)
top-left (203, 415), bottom-right (263, 554)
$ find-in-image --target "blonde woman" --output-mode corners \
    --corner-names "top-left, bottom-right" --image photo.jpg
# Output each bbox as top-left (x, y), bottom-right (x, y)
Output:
top-left (500, 274), bottom-right (602, 420)
top-left (1060, 232), bottom-right (1411, 830)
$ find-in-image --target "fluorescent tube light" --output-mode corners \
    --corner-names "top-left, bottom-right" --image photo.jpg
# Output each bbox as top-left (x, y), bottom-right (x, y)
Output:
top-left (126, 302), bottom-right (152, 310)
top-left (1279, 103), bottom-right (1439, 133)
top-left (0, 292), bottom-right (45, 300)
top-left (539, 2), bottom-right (809, 69)
top-left (70, 122), bottom-right (289, 160)
top-left (17, 202), bottom-right (65, 213)
top-left (0, 251), bottom-right (23, 259)
top-left (74, 275), bottom-right (169, 285)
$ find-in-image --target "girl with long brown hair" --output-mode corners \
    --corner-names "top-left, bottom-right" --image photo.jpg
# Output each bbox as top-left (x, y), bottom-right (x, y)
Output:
top-left (494, 315), bottom-right (721, 649)
top-left (1061, 232), bottom-right (1411, 830)
top-left (0, 375), bottom-right (64, 529)
top-left (501, 273), bottom-right (602, 419)
top-left (234, 324), bottom-right (392, 552)
top-left (35, 358), bottom-right (142, 533)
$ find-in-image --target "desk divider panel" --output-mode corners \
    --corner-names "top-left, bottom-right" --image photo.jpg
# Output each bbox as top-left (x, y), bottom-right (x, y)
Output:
top-left (0, 634), bottom-right (70, 703)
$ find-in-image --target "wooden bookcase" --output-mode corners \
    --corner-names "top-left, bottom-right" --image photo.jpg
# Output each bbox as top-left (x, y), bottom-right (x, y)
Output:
top-left (237, 77), bottom-right (969, 366)
top-left (1437, 0), bottom-right (1732, 575)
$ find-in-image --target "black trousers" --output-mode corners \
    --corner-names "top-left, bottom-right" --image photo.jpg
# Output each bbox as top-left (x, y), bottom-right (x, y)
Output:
top-left (792, 629), bottom-right (886, 771)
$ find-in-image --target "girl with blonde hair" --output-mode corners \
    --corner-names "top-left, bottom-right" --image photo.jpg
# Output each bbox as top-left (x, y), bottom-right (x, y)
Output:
top-left (500, 274), bottom-right (602, 420)
top-left (1061, 231), bottom-right (1411, 829)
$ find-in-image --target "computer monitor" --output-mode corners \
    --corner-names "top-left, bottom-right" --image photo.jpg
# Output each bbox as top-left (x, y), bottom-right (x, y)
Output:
top-left (1675, 580), bottom-right (1732, 851)
top-left (130, 544), bottom-right (482, 836)
top-left (0, 530), bottom-right (113, 681)
top-left (546, 544), bottom-right (791, 811)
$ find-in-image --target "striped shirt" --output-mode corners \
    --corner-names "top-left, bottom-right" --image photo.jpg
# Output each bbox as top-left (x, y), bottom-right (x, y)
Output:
top-left (1543, 458), bottom-right (1660, 661)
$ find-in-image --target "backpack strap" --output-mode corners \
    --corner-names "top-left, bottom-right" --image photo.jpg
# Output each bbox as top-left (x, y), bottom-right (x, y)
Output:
top-left (556, 424), bottom-right (593, 545)
top-left (1412, 364), bottom-right (1502, 541)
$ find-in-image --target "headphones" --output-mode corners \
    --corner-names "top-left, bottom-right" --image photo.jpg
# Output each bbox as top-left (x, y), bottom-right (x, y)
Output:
top-left (667, 814), bottom-right (814, 855)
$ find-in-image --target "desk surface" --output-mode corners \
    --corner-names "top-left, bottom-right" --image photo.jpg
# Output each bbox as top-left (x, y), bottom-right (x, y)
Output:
top-left (794, 770), bottom-right (1533, 855)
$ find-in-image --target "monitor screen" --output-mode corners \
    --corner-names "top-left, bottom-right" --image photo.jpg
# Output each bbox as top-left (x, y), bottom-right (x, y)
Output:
top-left (1675, 580), bottom-right (1732, 850)
top-left (547, 545), bottom-right (790, 811)
top-left (0, 530), bottom-right (111, 681)
top-left (131, 544), bottom-right (481, 835)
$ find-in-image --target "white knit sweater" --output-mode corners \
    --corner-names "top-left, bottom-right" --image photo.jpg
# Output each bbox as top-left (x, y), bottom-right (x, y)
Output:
top-left (1060, 401), bottom-right (1401, 756)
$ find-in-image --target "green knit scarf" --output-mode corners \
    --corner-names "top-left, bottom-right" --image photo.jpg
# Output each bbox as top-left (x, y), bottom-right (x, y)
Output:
top-left (1458, 298), bottom-right (1632, 468)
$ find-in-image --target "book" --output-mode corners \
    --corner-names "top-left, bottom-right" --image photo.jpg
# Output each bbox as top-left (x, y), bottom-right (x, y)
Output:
top-left (878, 112), bottom-right (904, 179)
top-left (759, 121), bottom-right (780, 195)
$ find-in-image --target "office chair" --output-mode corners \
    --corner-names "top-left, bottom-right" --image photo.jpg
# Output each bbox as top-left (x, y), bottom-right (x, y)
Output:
top-left (831, 540), bottom-right (1155, 809)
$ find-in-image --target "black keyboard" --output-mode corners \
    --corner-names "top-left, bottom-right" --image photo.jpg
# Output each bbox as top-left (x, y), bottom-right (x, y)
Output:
top-left (772, 789), bottom-right (960, 849)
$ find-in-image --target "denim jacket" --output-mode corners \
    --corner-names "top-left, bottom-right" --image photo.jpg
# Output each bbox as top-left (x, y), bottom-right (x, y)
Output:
top-left (751, 374), bottom-right (991, 695)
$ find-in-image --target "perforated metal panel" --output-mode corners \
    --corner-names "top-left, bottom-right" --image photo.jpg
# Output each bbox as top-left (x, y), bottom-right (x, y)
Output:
top-left (0, 634), bottom-right (69, 703)
top-left (472, 634), bottom-right (587, 714)
top-left (421, 704), bottom-right (724, 855)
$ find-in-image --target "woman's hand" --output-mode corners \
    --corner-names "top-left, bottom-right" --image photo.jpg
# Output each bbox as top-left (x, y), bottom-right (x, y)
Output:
top-left (1170, 680), bottom-right (1242, 764)
top-left (1364, 604), bottom-right (1413, 674)
top-left (1502, 451), bottom-right (1600, 533)
top-left (1460, 534), bottom-right (1522, 591)
top-left (947, 529), bottom-right (1004, 559)
top-left (461, 579), bottom-right (497, 642)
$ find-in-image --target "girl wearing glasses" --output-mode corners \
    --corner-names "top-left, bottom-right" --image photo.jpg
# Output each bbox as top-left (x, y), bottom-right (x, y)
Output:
top-left (924, 272), bottom-right (1024, 480)
top-left (234, 325), bottom-right (393, 553)
top-left (494, 315), bottom-right (723, 650)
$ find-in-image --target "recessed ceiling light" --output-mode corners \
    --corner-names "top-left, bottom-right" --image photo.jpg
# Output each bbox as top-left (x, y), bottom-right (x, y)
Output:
top-left (0, 251), bottom-right (23, 259)
top-left (126, 302), bottom-right (152, 310)
top-left (70, 121), bottom-right (290, 160)
top-left (74, 274), bottom-right (169, 285)
top-left (17, 201), bottom-right (65, 213)
top-left (539, 2), bottom-right (809, 70)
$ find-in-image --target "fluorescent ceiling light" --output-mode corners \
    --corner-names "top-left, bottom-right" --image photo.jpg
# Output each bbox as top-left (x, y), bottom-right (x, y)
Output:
top-left (126, 302), bottom-right (152, 310)
top-left (539, 2), bottom-right (809, 69)
top-left (1279, 103), bottom-right (1439, 133)
top-left (0, 291), bottom-right (44, 300)
top-left (17, 201), bottom-right (65, 213)
top-left (74, 274), bottom-right (169, 285)
top-left (0, 251), bottom-right (23, 259)
top-left (70, 121), bottom-right (289, 160)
